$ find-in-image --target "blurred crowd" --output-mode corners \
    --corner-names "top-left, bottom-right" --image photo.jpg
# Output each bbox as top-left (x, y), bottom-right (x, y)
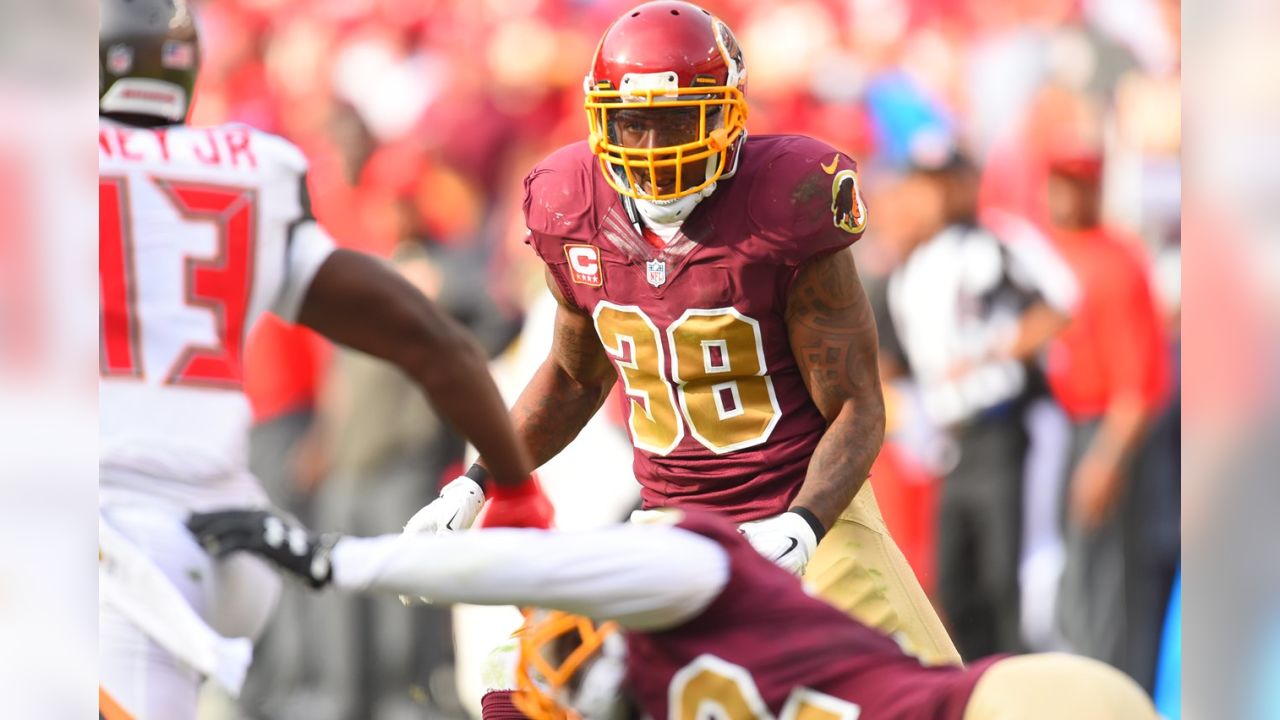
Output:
top-left (189, 0), bottom-right (1182, 718)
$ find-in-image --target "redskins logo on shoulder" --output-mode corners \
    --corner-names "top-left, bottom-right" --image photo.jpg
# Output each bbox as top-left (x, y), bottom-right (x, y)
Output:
top-left (830, 168), bottom-right (867, 235)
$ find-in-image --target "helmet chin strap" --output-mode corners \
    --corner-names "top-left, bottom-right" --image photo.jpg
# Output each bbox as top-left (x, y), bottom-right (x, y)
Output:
top-left (625, 153), bottom-right (720, 227)
top-left (633, 185), bottom-right (712, 225)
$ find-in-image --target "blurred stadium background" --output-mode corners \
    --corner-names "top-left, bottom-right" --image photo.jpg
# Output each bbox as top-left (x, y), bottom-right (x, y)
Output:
top-left (175, 0), bottom-right (1185, 718)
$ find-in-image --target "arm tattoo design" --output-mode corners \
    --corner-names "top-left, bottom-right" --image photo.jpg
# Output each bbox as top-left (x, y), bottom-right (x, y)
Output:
top-left (506, 277), bottom-right (617, 469)
top-left (786, 249), bottom-right (886, 529)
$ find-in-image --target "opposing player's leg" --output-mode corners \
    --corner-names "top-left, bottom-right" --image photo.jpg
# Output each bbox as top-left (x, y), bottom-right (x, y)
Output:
top-left (100, 495), bottom-right (280, 719)
top-left (963, 652), bottom-right (1157, 720)
top-left (804, 482), bottom-right (963, 666)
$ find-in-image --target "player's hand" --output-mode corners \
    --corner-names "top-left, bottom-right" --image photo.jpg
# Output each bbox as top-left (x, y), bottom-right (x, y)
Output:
top-left (1070, 451), bottom-right (1124, 531)
top-left (738, 511), bottom-right (818, 576)
top-left (398, 475), bottom-right (486, 606)
top-left (478, 475), bottom-right (555, 529)
top-left (187, 509), bottom-right (338, 589)
top-left (403, 475), bottom-right (486, 535)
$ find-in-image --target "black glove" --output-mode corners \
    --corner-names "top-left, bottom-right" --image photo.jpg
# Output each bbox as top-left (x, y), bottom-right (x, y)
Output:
top-left (187, 509), bottom-right (338, 589)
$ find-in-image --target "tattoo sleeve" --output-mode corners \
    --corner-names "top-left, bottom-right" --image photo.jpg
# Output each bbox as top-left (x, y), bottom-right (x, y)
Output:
top-left (785, 248), bottom-right (886, 530)
top-left (503, 268), bottom-right (617, 469)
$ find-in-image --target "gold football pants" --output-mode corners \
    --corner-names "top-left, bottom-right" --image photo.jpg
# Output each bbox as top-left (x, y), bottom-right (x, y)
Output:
top-left (803, 482), bottom-right (963, 666)
top-left (964, 653), bottom-right (1157, 719)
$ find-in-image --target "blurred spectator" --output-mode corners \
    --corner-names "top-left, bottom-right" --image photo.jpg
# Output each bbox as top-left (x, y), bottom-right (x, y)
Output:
top-left (883, 146), bottom-right (1076, 660)
top-left (240, 318), bottom-right (332, 719)
top-left (1042, 152), bottom-right (1173, 690)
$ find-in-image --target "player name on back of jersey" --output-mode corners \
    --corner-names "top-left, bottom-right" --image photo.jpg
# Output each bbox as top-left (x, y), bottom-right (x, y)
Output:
top-left (99, 124), bottom-right (259, 170)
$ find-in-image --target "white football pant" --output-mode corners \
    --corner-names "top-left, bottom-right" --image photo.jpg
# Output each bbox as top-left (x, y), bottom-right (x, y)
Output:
top-left (100, 493), bottom-right (280, 719)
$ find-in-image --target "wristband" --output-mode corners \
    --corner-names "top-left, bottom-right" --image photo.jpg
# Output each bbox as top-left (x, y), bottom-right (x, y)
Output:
top-left (463, 463), bottom-right (491, 493)
top-left (788, 506), bottom-right (827, 544)
top-left (487, 474), bottom-right (541, 500)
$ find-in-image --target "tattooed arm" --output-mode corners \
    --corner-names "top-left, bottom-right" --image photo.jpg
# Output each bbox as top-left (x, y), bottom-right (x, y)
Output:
top-left (785, 248), bottom-right (886, 531)
top-left (487, 268), bottom-right (617, 470)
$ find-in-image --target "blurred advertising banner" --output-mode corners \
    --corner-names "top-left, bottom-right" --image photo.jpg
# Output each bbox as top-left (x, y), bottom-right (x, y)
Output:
top-left (1184, 0), bottom-right (1280, 718)
top-left (0, 0), bottom-right (97, 715)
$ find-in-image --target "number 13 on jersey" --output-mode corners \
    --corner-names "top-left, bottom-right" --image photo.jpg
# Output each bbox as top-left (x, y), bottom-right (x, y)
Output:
top-left (593, 302), bottom-right (781, 456)
top-left (100, 176), bottom-right (256, 388)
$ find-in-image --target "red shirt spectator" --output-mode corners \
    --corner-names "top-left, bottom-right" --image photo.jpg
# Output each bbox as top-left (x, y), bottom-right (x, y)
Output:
top-left (244, 316), bottom-right (332, 423)
top-left (1045, 226), bottom-right (1171, 420)
top-left (1042, 154), bottom-right (1172, 531)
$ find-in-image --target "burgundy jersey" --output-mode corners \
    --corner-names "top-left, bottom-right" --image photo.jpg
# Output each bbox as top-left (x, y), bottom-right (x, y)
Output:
top-left (523, 135), bottom-right (867, 521)
top-left (624, 511), bottom-right (1000, 719)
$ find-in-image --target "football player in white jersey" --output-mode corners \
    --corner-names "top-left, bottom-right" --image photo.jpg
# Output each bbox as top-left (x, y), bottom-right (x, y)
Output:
top-left (97, 1), bottom-right (551, 717)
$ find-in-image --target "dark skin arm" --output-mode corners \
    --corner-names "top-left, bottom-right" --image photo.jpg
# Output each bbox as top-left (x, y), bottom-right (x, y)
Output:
top-left (484, 267), bottom-right (617, 470)
top-left (297, 249), bottom-right (532, 486)
top-left (786, 248), bottom-right (886, 531)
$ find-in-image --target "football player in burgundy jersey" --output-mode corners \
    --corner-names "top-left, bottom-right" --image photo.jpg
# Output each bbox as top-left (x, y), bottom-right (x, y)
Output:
top-left (188, 506), bottom-right (1158, 720)
top-left (403, 0), bottom-right (961, 672)
top-left (98, 1), bottom-right (549, 717)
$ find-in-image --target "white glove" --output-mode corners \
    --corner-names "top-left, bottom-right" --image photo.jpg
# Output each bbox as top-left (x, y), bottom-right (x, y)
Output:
top-left (403, 475), bottom-right (485, 535)
top-left (737, 511), bottom-right (819, 576)
top-left (399, 475), bottom-right (484, 606)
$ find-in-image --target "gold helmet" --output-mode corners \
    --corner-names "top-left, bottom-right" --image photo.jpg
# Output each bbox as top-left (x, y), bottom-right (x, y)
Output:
top-left (514, 611), bottom-right (626, 720)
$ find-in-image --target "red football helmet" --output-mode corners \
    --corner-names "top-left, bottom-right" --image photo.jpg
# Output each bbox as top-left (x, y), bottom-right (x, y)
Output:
top-left (584, 1), bottom-right (748, 203)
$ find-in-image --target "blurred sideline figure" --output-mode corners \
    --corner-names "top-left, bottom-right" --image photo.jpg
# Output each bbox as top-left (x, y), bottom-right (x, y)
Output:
top-left (97, 1), bottom-right (550, 717)
top-left (883, 147), bottom-right (1077, 659)
top-left (187, 506), bottom-right (1159, 720)
top-left (1042, 152), bottom-right (1174, 689)
top-left (399, 10), bottom-right (961, 712)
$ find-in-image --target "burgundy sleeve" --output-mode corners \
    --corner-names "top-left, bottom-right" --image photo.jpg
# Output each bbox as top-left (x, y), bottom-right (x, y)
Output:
top-left (521, 145), bottom-right (598, 313)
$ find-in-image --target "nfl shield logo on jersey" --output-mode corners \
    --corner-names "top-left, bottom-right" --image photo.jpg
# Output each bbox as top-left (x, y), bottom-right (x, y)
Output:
top-left (646, 259), bottom-right (667, 287)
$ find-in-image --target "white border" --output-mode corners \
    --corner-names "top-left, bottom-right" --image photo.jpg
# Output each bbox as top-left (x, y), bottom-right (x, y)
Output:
top-left (779, 686), bottom-right (862, 720)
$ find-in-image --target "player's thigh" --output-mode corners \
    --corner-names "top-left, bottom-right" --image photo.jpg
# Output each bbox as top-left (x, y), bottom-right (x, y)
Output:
top-left (102, 499), bottom-right (280, 634)
top-left (100, 503), bottom-right (210, 719)
top-left (207, 551), bottom-right (281, 641)
top-left (100, 500), bottom-right (280, 717)
top-left (804, 484), bottom-right (962, 666)
top-left (101, 600), bottom-right (202, 720)
top-left (963, 653), bottom-right (1157, 720)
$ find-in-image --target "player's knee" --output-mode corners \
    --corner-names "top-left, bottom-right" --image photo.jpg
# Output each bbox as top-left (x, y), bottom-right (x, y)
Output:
top-left (970, 653), bottom-right (1157, 720)
top-left (208, 553), bottom-right (282, 641)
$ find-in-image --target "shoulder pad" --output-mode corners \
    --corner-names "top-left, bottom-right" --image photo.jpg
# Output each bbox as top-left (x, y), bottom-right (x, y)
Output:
top-left (746, 136), bottom-right (866, 264)
top-left (523, 141), bottom-right (598, 242)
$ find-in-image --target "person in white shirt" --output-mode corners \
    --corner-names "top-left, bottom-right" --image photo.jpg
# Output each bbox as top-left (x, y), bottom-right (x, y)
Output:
top-left (883, 147), bottom-right (1076, 660)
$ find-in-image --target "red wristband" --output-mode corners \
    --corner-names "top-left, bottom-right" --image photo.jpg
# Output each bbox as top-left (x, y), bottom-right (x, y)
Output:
top-left (487, 474), bottom-right (541, 500)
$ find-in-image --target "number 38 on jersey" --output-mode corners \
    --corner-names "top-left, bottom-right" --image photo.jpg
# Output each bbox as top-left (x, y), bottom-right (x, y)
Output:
top-left (593, 302), bottom-right (781, 456)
